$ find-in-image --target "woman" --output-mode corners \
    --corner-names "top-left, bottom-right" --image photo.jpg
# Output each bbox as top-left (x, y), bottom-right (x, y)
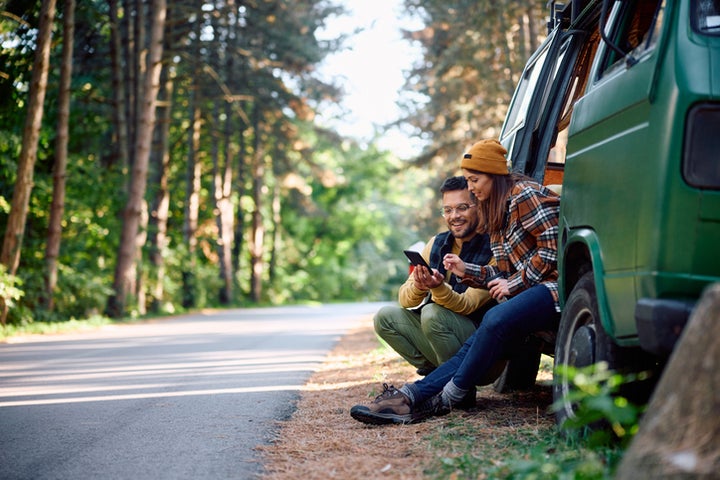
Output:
top-left (350, 138), bottom-right (562, 425)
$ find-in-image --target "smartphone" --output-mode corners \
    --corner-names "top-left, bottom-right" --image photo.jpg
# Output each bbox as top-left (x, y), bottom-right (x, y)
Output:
top-left (403, 250), bottom-right (431, 269)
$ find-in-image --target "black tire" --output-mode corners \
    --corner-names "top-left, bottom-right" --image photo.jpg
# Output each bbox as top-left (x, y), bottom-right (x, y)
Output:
top-left (553, 271), bottom-right (619, 428)
top-left (493, 340), bottom-right (543, 393)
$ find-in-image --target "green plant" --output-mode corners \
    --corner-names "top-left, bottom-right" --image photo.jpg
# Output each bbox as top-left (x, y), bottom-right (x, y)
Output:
top-left (0, 263), bottom-right (24, 311)
top-left (494, 441), bottom-right (621, 480)
top-left (552, 362), bottom-right (644, 447)
top-left (425, 416), bottom-right (623, 480)
top-left (421, 361), bottom-right (648, 480)
top-left (0, 314), bottom-right (113, 340)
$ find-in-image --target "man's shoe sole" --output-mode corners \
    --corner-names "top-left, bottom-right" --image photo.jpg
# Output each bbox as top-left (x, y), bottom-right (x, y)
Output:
top-left (349, 405), bottom-right (413, 425)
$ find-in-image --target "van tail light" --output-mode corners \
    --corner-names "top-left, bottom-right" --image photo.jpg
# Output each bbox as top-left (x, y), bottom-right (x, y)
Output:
top-left (683, 103), bottom-right (720, 189)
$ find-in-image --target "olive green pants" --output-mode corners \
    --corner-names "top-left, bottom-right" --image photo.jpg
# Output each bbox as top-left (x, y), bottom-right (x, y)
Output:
top-left (373, 303), bottom-right (479, 370)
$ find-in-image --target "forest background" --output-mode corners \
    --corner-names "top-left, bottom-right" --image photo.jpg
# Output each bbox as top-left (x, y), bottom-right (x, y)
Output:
top-left (0, 0), bottom-right (547, 327)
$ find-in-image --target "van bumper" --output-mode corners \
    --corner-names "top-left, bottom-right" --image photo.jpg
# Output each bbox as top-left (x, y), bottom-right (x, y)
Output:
top-left (635, 298), bottom-right (695, 356)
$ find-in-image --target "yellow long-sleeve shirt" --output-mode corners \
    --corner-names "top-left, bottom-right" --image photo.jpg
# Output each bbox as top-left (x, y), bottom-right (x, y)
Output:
top-left (398, 235), bottom-right (493, 316)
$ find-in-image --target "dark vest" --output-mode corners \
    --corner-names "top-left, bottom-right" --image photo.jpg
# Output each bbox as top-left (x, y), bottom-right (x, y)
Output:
top-left (427, 231), bottom-right (493, 294)
top-left (411, 232), bottom-right (494, 322)
top-left (426, 231), bottom-right (494, 322)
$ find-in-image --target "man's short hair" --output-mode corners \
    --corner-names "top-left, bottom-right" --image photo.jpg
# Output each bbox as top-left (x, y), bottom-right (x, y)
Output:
top-left (440, 176), bottom-right (468, 193)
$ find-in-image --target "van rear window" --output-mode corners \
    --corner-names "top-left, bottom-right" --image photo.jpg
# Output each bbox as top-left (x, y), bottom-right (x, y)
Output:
top-left (693, 0), bottom-right (720, 34)
top-left (683, 103), bottom-right (720, 189)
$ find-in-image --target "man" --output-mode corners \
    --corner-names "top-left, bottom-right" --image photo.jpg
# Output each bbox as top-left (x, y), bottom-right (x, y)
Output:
top-left (375, 176), bottom-right (494, 376)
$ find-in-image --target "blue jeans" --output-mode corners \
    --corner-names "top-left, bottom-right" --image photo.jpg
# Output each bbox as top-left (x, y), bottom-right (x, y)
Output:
top-left (405, 284), bottom-right (560, 403)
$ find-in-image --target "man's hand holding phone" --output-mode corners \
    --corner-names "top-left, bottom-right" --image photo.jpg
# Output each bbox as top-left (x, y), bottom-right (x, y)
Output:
top-left (404, 250), bottom-right (442, 290)
top-left (403, 250), bottom-right (430, 269)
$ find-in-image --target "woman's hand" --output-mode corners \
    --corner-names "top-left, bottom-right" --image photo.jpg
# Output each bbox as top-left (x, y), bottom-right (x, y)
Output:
top-left (443, 254), bottom-right (466, 278)
top-left (488, 277), bottom-right (510, 301)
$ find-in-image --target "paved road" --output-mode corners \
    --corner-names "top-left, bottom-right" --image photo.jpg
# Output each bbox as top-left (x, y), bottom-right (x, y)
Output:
top-left (0, 302), bottom-right (387, 480)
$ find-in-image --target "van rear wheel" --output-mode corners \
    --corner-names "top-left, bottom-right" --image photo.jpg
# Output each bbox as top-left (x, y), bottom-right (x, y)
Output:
top-left (553, 271), bottom-right (619, 428)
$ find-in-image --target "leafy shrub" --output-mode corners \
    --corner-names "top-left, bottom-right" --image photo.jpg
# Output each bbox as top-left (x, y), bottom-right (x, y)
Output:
top-left (0, 264), bottom-right (24, 310)
top-left (553, 362), bottom-right (645, 447)
top-left (425, 362), bottom-right (646, 479)
top-left (0, 264), bottom-right (27, 325)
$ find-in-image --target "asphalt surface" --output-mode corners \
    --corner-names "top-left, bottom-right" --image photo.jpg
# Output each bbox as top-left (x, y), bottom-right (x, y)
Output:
top-left (0, 302), bottom-right (388, 479)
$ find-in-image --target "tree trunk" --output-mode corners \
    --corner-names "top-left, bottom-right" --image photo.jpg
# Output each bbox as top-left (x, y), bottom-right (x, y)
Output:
top-left (526, 5), bottom-right (539, 54)
top-left (232, 121), bottom-right (247, 295)
top-left (135, 200), bottom-right (148, 316)
top-left (182, 92), bottom-right (202, 309)
top-left (268, 171), bottom-right (280, 283)
top-left (216, 0), bottom-right (237, 305)
top-left (230, 2), bottom-right (246, 296)
top-left (108, 0), bottom-right (166, 317)
top-left (615, 283), bottom-right (720, 479)
top-left (122, 0), bottom-right (138, 170)
top-left (249, 160), bottom-right (265, 303)
top-left (249, 109), bottom-right (264, 303)
top-left (0, 0), bottom-right (57, 324)
top-left (147, 70), bottom-right (173, 313)
top-left (127, 0), bottom-right (141, 169)
top-left (180, 2), bottom-right (204, 309)
top-left (129, 0), bottom-right (148, 314)
top-left (44, 0), bottom-right (75, 312)
top-left (214, 96), bottom-right (235, 305)
top-left (109, 0), bottom-right (129, 169)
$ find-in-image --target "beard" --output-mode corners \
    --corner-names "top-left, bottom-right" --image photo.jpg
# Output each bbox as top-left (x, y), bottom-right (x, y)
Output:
top-left (449, 219), bottom-right (477, 240)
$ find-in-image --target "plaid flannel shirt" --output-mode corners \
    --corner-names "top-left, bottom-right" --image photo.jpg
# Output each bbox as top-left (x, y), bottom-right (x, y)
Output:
top-left (463, 181), bottom-right (561, 312)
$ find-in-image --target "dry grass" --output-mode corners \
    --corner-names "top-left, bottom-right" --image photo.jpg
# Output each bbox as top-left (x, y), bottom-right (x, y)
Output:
top-left (257, 313), bottom-right (556, 479)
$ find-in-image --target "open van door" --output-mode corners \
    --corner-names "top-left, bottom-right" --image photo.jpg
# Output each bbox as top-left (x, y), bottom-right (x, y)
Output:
top-left (500, 1), bottom-right (600, 185)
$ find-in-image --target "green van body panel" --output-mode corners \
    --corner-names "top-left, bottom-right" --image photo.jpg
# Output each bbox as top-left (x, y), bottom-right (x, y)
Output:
top-left (501, 0), bottom-right (720, 357)
top-left (558, 226), bottom-right (617, 335)
top-left (564, 0), bottom-right (720, 347)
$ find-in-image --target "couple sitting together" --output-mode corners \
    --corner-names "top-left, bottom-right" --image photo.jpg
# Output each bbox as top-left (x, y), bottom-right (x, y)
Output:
top-left (352, 138), bottom-right (561, 425)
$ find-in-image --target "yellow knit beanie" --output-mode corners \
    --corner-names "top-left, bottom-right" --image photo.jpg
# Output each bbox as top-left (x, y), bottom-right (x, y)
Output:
top-left (460, 139), bottom-right (509, 175)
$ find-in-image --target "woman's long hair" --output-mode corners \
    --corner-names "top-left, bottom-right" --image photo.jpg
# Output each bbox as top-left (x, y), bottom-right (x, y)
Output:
top-left (472, 171), bottom-right (533, 235)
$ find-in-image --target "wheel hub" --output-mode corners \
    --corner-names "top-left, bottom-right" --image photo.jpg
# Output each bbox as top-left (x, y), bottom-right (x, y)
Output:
top-left (569, 325), bottom-right (595, 367)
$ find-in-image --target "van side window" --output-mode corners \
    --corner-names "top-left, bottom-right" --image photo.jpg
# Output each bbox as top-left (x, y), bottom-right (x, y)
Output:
top-left (503, 48), bottom-right (550, 138)
top-left (693, 0), bottom-right (720, 34)
top-left (546, 31), bottom-right (601, 175)
top-left (558, 31), bottom-right (601, 131)
top-left (599, 0), bottom-right (664, 77)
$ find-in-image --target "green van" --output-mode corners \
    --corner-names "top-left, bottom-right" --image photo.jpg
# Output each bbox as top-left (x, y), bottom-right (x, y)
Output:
top-left (498, 0), bottom-right (720, 424)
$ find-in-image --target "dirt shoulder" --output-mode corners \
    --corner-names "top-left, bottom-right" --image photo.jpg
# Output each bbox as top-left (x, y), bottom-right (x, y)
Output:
top-left (257, 312), bottom-right (555, 479)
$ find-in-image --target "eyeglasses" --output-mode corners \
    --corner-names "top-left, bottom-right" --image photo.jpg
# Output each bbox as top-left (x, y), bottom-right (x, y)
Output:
top-left (441, 203), bottom-right (475, 217)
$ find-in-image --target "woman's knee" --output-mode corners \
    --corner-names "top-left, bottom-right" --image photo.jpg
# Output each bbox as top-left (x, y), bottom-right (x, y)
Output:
top-left (476, 307), bottom-right (509, 339)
